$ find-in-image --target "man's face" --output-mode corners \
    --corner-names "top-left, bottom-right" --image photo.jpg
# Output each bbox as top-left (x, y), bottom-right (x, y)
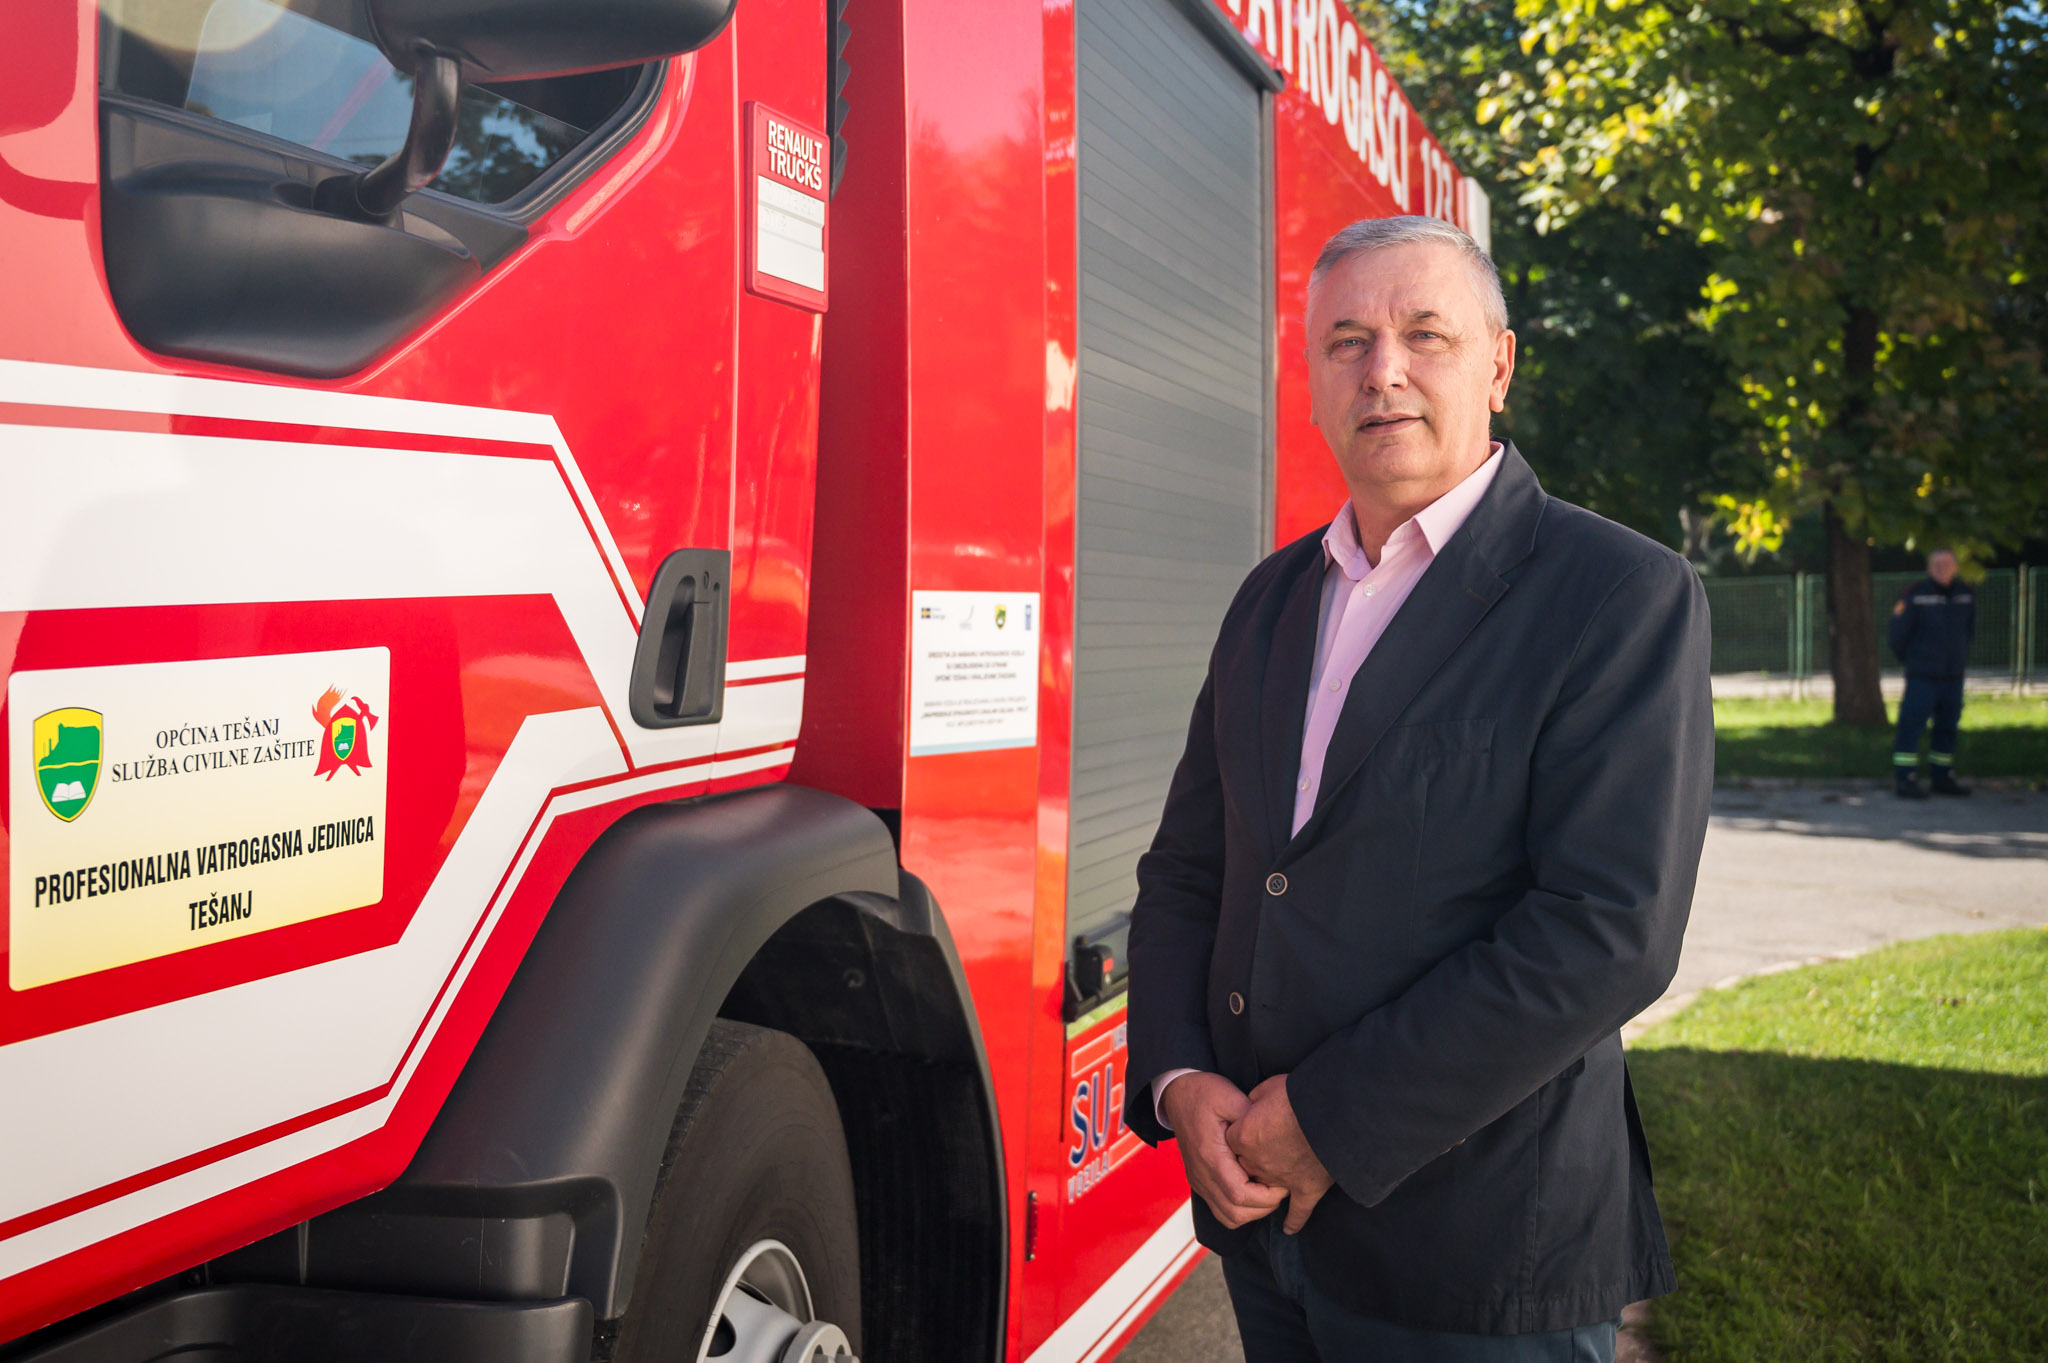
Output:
top-left (1929, 551), bottom-right (1958, 586)
top-left (1305, 241), bottom-right (1515, 502)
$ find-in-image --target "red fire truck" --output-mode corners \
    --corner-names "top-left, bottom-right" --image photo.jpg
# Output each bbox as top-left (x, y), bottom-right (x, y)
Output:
top-left (0, 0), bottom-right (1485, 1358)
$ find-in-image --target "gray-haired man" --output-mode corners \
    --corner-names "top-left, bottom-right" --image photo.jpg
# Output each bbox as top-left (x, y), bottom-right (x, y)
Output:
top-left (1124, 217), bottom-right (1713, 1362)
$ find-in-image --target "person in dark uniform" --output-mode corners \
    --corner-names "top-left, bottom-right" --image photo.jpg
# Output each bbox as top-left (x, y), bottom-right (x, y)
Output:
top-left (1889, 548), bottom-right (1974, 798)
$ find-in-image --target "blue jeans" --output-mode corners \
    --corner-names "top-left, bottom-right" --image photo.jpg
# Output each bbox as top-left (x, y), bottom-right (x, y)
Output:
top-left (1893, 676), bottom-right (1964, 769)
top-left (1220, 1219), bottom-right (1620, 1363)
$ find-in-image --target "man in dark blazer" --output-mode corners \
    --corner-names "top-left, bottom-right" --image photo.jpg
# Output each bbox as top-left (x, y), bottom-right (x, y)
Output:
top-left (1124, 216), bottom-right (1714, 1362)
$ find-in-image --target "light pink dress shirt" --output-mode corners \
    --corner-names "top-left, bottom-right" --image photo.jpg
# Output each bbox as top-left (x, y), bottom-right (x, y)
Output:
top-left (1152, 446), bottom-right (1504, 1128)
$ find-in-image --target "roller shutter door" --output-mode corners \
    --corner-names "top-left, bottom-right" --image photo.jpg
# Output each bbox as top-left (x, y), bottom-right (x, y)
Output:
top-left (1068, 0), bottom-right (1267, 967)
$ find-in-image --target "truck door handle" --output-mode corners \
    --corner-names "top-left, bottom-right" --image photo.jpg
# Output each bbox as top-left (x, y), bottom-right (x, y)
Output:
top-left (629, 549), bottom-right (729, 728)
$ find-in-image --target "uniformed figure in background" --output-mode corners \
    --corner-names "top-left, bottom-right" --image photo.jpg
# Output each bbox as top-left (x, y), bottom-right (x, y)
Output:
top-left (1889, 548), bottom-right (1974, 799)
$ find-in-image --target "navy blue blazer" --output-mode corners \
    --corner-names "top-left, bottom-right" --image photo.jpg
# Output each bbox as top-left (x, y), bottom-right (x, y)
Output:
top-left (1124, 445), bottom-right (1714, 1334)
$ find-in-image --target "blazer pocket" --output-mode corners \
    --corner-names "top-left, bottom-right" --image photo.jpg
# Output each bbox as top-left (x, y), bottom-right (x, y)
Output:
top-left (1386, 716), bottom-right (1495, 757)
top-left (1341, 720), bottom-right (1495, 906)
top-left (1324, 720), bottom-right (1502, 990)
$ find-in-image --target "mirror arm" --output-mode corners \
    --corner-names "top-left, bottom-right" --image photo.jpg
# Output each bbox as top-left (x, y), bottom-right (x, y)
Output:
top-left (319, 45), bottom-right (461, 220)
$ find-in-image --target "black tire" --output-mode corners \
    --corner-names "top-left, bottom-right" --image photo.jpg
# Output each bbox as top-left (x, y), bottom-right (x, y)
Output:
top-left (607, 1020), bottom-right (862, 1362)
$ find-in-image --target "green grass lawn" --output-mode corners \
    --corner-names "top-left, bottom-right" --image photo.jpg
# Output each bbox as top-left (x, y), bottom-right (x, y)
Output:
top-left (1715, 694), bottom-right (2048, 781)
top-left (1632, 931), bottom-right (2048, 1361)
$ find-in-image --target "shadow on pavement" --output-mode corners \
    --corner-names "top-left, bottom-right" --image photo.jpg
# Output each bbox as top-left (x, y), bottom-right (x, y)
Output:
top-left (1709, 788), bottom-right (2048, 860)
top-left (1113, 1252), bottom-right (1240, 1363)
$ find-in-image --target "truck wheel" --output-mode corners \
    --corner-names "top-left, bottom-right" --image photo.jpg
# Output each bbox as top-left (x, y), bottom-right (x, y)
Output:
top-left (609, 1021), bottom-right (862, 1363)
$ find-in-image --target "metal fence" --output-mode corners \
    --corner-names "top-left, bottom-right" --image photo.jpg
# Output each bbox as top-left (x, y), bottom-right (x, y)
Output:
top-left (1701, 566), bottom-right (2044, 685)
top-left (2037, 565), bottom-right (2048, 682)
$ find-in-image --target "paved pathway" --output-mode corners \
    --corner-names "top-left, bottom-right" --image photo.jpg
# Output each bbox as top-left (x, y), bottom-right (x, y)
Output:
top-left (1113, 784), bottom-right (2048, 1362)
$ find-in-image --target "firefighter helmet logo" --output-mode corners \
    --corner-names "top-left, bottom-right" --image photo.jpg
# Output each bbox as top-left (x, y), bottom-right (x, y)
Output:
top-left (312, 687), bottom-right (380, 780)
top-left (33, 707), bottom-right (102, 822)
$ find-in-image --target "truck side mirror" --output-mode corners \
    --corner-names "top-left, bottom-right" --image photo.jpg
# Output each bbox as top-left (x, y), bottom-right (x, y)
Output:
top-left (316, 46), bottom-right (462, 221)
top-left (367, 0), bottom-right (740, 82)
top-left (324, 0), bottom-right (740, 221)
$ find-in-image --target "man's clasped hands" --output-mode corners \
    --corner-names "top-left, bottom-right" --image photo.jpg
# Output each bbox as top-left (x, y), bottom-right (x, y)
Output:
top-left (1159, 1071), bottom-right (1336, 1234)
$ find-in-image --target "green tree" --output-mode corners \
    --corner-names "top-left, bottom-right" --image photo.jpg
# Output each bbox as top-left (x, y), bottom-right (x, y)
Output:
top-left (1492, 0), bottom-right (2048, 723)
top-left (1353, 0), bottom-right (1740, 550)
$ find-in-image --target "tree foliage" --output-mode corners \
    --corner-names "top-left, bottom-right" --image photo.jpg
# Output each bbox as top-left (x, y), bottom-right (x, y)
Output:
top-left (1493, 0), bottom-right (2048, 562)
top-left (1351, 0), bottom-right (1739, 548)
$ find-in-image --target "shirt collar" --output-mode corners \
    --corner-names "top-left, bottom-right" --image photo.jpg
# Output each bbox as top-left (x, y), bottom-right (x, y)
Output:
top-left (1323, 443), bottom-right (1505, 578)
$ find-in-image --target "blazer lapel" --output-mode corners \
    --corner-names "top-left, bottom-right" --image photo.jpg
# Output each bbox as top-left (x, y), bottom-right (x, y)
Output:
top-left (1286, 446), bottom-right (1547, 855)
top-left (1255, 554), bottom-right (1327, 858)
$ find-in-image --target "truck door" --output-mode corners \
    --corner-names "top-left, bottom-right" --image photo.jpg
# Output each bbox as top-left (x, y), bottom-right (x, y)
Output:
top-left (0, 0), bottom-right (819, 1340)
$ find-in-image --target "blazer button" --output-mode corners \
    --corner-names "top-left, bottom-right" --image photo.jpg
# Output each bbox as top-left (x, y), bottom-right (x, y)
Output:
top-left (1266, 872), bottom-right (1287, 896)
top-left (1228, 991), bottom-right (1245, 1015)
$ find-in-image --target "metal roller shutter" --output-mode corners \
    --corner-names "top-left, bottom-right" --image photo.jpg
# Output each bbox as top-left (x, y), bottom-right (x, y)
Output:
top-left (1068, 0), bottom-right (1267, 976)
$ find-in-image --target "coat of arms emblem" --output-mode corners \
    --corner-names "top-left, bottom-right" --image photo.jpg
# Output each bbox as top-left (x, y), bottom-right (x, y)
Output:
top-left (33, 707), bottom-right (102, 821)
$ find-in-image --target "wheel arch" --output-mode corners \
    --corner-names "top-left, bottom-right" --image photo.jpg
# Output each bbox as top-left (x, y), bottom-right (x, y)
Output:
top-left (239, 782), bottom-right (1005, 1360)
top-left (714, 872), bottom-right (1008, 1363)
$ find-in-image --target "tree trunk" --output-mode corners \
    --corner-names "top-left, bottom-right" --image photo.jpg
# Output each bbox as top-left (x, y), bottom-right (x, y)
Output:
top-left (1824, 499), bottom-right (1888, 725)
top-left (1824, 300), bottom-right (1888, 726)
